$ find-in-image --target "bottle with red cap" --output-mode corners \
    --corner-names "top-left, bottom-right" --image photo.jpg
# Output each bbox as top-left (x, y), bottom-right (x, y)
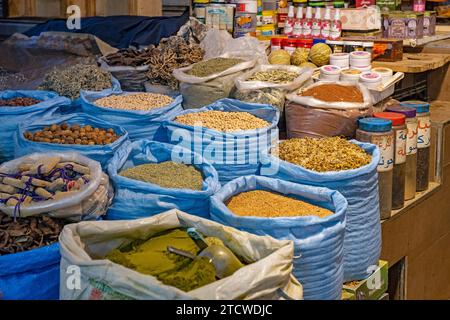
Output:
top-left (374, 112), bottom-right (407, 210)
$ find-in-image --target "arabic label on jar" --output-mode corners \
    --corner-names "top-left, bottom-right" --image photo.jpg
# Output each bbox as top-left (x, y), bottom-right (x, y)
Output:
top-left (395, 129), bottom-right (407, 164)
top-left (373, 135), bottom-right (394, 172)
top-left (406, 121), bottom-right (418, 155)
top-left (417, 115), bottom-right (431, 149)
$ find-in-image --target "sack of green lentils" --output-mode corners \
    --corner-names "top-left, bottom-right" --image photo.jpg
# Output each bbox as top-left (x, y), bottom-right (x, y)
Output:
top-left (106, 139), bottom-right (220, 220)
top-left (59, 209), bottom-right (303, 300)
top-left (80, 91), bottom-right (183, 142)
top-left (210, 175), bottom-right (347, 300)
top-left (0, 90), bottom-right (70, 163)
top-left (260, 138), bottom-right (381, 282)
top-left (14, 113), bottom-right (130, 169)
top-left (173, 53), bottom-right (257, 109)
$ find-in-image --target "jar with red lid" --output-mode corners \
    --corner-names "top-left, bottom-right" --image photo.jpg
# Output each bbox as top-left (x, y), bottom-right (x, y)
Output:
top-left (303, 39), bottom-right (313, 51)
top-left (374, 112), bottom-right (407, 210)
top-left (271, 37), bottom-right (283, 52)
top-left (282, 38), bottom-right (298, 55)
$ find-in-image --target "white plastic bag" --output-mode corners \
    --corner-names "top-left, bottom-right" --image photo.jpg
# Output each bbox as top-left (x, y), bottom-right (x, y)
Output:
top-left (59, 209), bottom-right (303, 300)
top-left (0, 152), bottom-right (112, 220)
top-left (235, 65), bottom-right (314, 92)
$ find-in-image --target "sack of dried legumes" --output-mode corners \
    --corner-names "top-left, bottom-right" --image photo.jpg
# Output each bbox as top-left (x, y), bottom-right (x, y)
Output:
top-left (59, 209), bottom-right (302, 300)
top-left (210, 175), bottom-right (347, 300)
top-left (260, 140), bottom-right (381, 282)
top-left (285, 82), bottom-right (373, 139)
top-left (173, 53), bottom-right (257, 109)
top-left (80, 91), bottom-right (183, 142)
top-left (164, 98), bottom-right (279, 185)
top-left (106, 139), bottom-right (220, 220)
top-left (14, 113), bottom-right (130, 169)
top-left (0, 90), bottom-right (70, 163)
top-left (0, 152), bottom-right (112, 221)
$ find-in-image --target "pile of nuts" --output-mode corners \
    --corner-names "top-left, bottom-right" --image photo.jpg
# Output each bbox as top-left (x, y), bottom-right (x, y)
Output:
top-left (24, 123), bottom-right (121, 145)
top-left (0, 97), bottom-right (41, 107)
top-left (174, 110), bottom-right (270, 132)
top-left (95, 93), bottom-right (174, 111)
top-left (277, 137), bottom-right (372, 172)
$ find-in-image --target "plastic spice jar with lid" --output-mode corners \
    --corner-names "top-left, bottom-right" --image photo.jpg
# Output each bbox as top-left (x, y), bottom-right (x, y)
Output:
top-left (374, 112), bottom-right (407, 210)
top-left (303, 39), bottom-right (314, 51)
top-left (351, 65), bottom-right (371, 73)
top-left (359, 72), bottom-right (382, 90)
top-left (326, 40), bottom-right (344, 53)
top-left (386, 105), bottom-right (418, 201)
top-left (340, 69), bottom-right (361, 84)
top-left (356, 117), bottom-right (394, 219)
top-left (282, 38), bottom-right (298, 55)
top-left (319, 65), bottom-right (342, 81)
top-left (400, 101), bottom-right (431, 192)
top-left (271, 37), bottom-right (283, 52)
top-left (330, 53), bottom-right (349, 69)
top-left (350, 51), bottom-right (372, 68)
top-left (372, 67), bottom-right (393, 85)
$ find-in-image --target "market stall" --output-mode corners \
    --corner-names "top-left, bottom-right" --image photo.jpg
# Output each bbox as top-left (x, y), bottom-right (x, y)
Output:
top-left (1, 0), bottom-right (450, 301)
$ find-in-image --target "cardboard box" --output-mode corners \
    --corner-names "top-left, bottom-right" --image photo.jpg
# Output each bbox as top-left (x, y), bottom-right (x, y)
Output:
top-left (343, 261), bottom-right (389, 300)
top-left (341, 7), bottom-right (382, 31)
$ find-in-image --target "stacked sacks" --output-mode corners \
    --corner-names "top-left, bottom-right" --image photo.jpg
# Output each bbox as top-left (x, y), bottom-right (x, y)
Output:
top-left (80, 92), bottom-right (183, 142)
top-left (14, 113), bottom-right (129, 169)
top-left (260, 141), bottom-right (381, 282)
top-left (0, 90), bottom-right (70, 163)
top-left (210, 175), bottom-right (347, 300)
top-left (106, 139), bottom-right (220, 220)
top-left (164, 98), bottom-right (279, 185)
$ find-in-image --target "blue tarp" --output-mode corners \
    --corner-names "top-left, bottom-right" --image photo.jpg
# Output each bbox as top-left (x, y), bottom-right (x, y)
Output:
top-left (24, 10), bottom-right (190, 49)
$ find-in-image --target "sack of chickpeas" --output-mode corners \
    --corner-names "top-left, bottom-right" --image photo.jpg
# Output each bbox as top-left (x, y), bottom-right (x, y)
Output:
top-left (80, 91), bottom-right (183, 142)
top-left (13, 113), bottom-right (130, 168)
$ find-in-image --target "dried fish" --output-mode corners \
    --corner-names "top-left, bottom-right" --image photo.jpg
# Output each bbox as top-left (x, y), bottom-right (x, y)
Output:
top-left (248, 70), bottom-right (300, 84)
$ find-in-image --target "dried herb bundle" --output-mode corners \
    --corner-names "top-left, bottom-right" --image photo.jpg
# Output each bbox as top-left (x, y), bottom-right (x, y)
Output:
top-left (0, 212), bottom-right (66, 255)
top-left (277, 137), bottom-right (372, 172)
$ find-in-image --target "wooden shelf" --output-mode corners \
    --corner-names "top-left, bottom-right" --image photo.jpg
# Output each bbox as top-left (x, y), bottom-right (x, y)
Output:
top-left (373, 53), bottom-right (450, 73)
top-left (403, 31), bottom-right (450, 47)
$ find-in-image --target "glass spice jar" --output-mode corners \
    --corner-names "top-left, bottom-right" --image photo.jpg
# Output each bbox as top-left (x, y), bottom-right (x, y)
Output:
top-left (386, 105), bottom-right (418, 201)
top-left (374, 112), bottom-right (407, 210)
top-left (400, 101), bottom-right (431, 192)
top-left (356, 118), bottom-right (394, 219)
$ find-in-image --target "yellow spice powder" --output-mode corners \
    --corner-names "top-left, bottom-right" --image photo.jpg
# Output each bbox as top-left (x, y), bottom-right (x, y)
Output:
top-left (226, 190), bottom-right (334, 218)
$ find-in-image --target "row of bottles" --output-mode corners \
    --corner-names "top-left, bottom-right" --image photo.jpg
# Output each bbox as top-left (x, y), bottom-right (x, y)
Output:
top-left (284, 6), bottom-right (341, 40)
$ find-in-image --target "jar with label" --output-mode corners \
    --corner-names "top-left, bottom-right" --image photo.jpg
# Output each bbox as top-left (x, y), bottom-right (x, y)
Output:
top-left (330, 52), bottom-right (349, 69)
top-left (359, 72), bottom-right (382, 90)
top-left (281, 38), bottom-right (298, 55)
top-left (326, 40), bottom-right (344, 53)
top-left (363, 42), bottom-right (374, 55)
top-left (344, 41), bottom-right (364, 53)
top-left (319, 64), bottom-right (342, 81)
top-left (271, 37), bottom-right (283, 52)
top-left (400, 101), bottom-right (431, 192)
top-left (374, 112), bottom-right (407, 210)
top-left (340, 68), bottom-right (361, 84)
top-left (356, 117), bottom-right (394, 219)
top-left (303, 39), bottom-right (313, 50)
top-left (386, 105), bottom-right (418, 201)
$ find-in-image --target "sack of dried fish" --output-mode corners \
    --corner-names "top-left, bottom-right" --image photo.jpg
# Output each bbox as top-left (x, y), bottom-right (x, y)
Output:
top-left (60, 209), bottom-right (302, 300)
top-left (164, 98), bottom-right (279, 185)
top-left (0, 152), bottom-right (112, 221)
top-left (285, 82), bottom-right (373, 139)
top-left (210, 175), bottom-right (347, 300)
top-left (173, 53), bottom-right (257, 109)
top-left (14, 113), bottom-right (129, 169)
top-left (80, 91), bottom-right (183, 142)
top-left (0, 90), bottom-right (71, 163)
top-left (106, 140), bottom-right (220, 220)
top-left (260, 140), bottom-right (381, 282)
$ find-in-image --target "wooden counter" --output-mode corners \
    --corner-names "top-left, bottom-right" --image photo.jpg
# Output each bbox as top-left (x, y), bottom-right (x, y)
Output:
top-left (372, 53), bottom-right (450, 73)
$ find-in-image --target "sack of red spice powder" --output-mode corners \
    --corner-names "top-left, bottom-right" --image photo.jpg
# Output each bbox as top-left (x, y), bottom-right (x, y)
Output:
top-left (285, 82), bottom-right (373, 139)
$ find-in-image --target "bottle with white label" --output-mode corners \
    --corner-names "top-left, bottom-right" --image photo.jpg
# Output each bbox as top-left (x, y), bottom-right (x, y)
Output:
top-left (374, 112), bottom-right (407, 210)
top-left (400, 101), bottom-right (431, 192)
top-left (292, 6), bottom-right (303, 37)
top-left (386, 105), bottom-right (418, 201)
top-left (356, 117), bottom-right (394, 219)
top-left (330, 8), bottom-right (342, 40)
top-left (320, 7), bottom-right (331, 39)
top-left (302, 6), bottom-right (313, 39)
top-left (284, 6), bottom-right (295, 36)
top-left (311, 7), bottom-right (322, 38)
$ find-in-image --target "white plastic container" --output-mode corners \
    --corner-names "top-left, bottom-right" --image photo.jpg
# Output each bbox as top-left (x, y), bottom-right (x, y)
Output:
top-left (330, 53), bottom-right (350, 69)
top-left (319, 65), bottom-right (341, 81)
top-left (340, 69), bottom-right (361, 84)
top-left (372, 67), bottom-right (393, 84)
top-left (350, 51), bottom-right (372, 68)
top-left (359, 71), bottom-right (382, 90)
top-left (351, 65), bottom-right (372, 72)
